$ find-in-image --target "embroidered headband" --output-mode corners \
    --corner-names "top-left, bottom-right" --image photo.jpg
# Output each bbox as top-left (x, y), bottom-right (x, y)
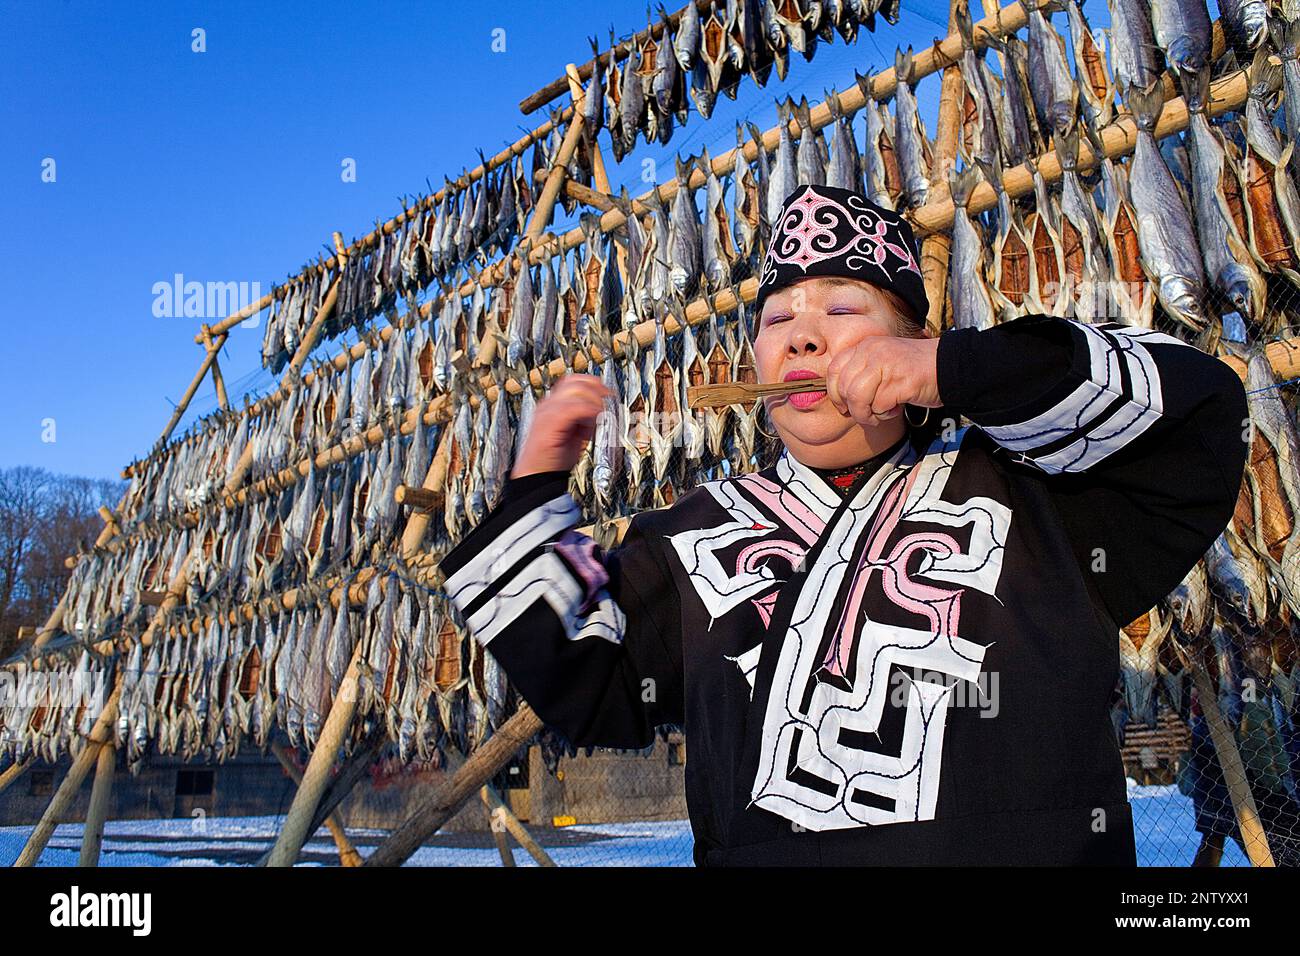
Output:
top-left (755, 183), bottom-right (929, 325)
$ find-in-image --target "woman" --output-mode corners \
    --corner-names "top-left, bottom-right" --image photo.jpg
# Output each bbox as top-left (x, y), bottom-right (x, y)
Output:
top-left (439, 183), bottom-right (1249, 865)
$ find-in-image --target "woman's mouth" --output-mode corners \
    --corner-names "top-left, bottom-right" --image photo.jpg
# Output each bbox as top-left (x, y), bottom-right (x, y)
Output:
top-left (782, 370), bottom-right (825, 410)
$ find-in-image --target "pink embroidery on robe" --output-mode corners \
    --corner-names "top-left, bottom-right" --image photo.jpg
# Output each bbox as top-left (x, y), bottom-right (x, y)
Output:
top-left (735, 539), bottom-right (808, 629)
top-left (819, 465), bottom-right (967, 682)
top-left (552, 529), bottom-right (609, 613)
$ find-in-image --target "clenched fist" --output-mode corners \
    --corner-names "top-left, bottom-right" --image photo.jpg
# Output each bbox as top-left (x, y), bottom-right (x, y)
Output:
top-left (824, 335), bottom-right (942, 427)
top-left (511, 374), bottom-right (613, 479)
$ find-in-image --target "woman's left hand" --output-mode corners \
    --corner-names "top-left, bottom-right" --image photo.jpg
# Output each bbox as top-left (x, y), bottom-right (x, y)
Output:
top-left (824, 335), bottom-right (942, 426)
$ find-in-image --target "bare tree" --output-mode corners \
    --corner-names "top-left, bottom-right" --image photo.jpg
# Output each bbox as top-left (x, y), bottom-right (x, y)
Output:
top-left (0, 467), bottom-right (123, 658)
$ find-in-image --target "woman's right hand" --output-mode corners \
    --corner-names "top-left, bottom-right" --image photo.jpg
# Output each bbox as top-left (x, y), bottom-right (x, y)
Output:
top-left (511, 374), bottom-right (614, 479)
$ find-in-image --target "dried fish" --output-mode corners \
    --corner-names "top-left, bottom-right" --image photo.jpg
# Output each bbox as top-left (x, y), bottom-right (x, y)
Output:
top-left (1108, 0), bottom-right (1162, 98)
top-left (668, 156), bottom-right (703, 301)
top-left (1023, 0), bottom-right (1078, 135)
top-left (947, 166), bottom-right (998, 331)
top-left (1125, 82), bottom-right (1207, 331)
top-left (698, 146), bottom-right (738, 293)
top-left (1184, 97), bottom-right (1268, 328)
top-left (892, 48), bottom-right (931, 210)
top-left (793, 95), bottom-right (826, 187)
top-left (768, 98), bottom-right (799, 219)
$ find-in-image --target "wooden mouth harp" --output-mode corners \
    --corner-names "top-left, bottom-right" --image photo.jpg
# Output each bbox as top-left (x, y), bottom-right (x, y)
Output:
top-left (687, 377), bottom-right (827, 409)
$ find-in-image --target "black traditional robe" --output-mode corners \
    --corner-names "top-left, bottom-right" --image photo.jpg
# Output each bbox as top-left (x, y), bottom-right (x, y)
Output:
top-left (438, 315), bottom-right (1250, 865)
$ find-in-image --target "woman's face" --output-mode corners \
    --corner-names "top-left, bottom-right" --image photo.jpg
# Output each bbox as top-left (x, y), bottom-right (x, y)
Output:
top-left (754, 276), bottom-right (915, 468)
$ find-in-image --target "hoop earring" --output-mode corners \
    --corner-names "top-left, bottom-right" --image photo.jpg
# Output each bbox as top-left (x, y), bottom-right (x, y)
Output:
top-left (904, 404), bottom-right (931, 428)
top-left (755, 399), bottom-right (783, 442)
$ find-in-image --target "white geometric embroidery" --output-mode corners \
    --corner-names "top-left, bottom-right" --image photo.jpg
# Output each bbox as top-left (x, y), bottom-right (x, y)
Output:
top-left (749, 430), bottom-right (1013, 830)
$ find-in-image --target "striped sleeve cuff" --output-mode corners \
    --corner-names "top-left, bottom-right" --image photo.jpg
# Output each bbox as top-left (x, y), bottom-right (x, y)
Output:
top-left (437, 473), bottom-right (628, 648)
top-left (937, 317), bottom-right (1197, 475)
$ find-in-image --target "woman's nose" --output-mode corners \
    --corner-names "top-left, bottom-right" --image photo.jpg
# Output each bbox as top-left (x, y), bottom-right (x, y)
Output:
top-left (787, 322), bottom-right (824, 355)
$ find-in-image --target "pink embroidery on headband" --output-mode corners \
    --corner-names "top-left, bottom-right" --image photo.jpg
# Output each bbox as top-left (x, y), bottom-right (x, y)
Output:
top-left (760, 188), bottom-right (922, 290)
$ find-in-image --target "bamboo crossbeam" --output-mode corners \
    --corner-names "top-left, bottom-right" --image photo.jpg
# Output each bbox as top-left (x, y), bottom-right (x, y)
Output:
top-left (395, 484), bottom-right (445, 513)
top-left (520, 0), bottom-right (715, 114)
top-left (195, 107), bottom-right (576, 343)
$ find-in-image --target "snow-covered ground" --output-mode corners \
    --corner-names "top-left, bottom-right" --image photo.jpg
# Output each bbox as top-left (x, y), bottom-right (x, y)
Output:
top-left (0, 783), bottom-right (1247, 867)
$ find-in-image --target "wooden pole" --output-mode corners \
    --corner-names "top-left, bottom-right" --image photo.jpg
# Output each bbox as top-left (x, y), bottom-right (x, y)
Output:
top-left (527, 109), bottom-right (586, 242)
top-left (200, 325), bottom-right (230, 411)
top-left (264, 638), bottom-right (366, 867)
top-left (1190, 652), bottom-right (1276, 866)
top-left (13, 681), bottom-right (121, 867)
top-left (77, 741), bottom-right (116, 867)
top-left (920, 0), bottom-right (964, 335)
top-left (362, 704), bottom-right (543, 866)
top-left (480, 779), bottom-right (555, 867)
top-left (279, 233), bottom-right (349, 389)
top-left (483, 786), bottom-right (517, 866)
top-left (0, 757), bottom-right (32, 798)
top-left (251, 727), bottom-right (384, 867)
top-left (156, 330), bottom-right (229, 447)
top-left (442, 742), bottom-right (555, 866)
top-left (271, 740), bottom-right (362, 867)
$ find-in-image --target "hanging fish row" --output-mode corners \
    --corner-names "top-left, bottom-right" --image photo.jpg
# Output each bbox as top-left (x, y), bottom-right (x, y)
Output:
top-left (258, 143), bottom-right (542, 377)
top-left (1115, 347), bottom-right (1300, 734)
top-left (254, 0), bottom-right (906, 376)
top-left (64, 417), bottom-right (444, 643)
top-left (937, 0), bottom-right (1300, 340)
top-left (572, 0), bottom-right (900, 168)
top-left (0, 650), bottom-right (114, 767)
top-left (0, 571), bottom-right (515, 768)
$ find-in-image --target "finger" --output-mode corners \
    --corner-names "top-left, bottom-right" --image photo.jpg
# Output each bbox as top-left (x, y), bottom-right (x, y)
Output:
top-left (843, 366), bottom-right (883, 425)
top-left (825, 352), bottom-right (853, 415)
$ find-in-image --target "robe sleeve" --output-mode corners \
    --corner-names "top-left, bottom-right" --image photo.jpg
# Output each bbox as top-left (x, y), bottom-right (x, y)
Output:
top-left (936, 314), bottom-right (1250, 628)
top-left (436, 470), bottom-right (684, 749)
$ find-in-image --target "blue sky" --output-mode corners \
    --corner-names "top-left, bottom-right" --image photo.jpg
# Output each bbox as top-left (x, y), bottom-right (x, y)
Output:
top-left (1, 0), bottom-right (1099, 481)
